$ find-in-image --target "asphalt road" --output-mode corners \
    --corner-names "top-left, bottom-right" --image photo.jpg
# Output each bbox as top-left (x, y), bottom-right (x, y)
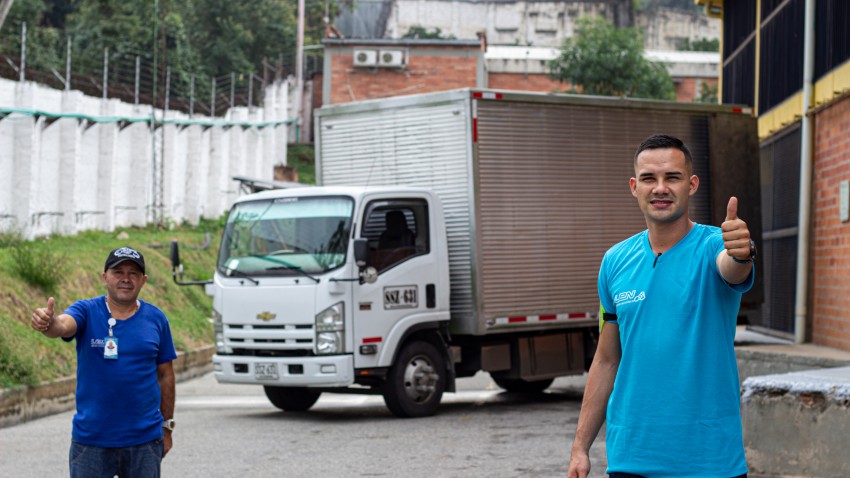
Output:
top-left (0, 372), bottom-right (608, 477)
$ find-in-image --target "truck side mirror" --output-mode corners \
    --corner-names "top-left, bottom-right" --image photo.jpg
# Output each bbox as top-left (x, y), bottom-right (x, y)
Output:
top-left (168, 239), bottom-right (213, 287)
top-left (353, 238), bottom-right (369, 267)
top-left (170, 240), bottom-right (182, 269)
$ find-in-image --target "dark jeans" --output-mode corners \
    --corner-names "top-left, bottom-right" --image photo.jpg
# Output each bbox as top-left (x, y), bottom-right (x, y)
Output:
top-left (70, 439), bottom-right (163, 478)
top-left (609, 474), bottom-right (747, 478)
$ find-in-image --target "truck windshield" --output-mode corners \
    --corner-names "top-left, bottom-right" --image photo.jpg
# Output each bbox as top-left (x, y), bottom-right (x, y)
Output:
top-left (218, 196), bottom-right (354, 276)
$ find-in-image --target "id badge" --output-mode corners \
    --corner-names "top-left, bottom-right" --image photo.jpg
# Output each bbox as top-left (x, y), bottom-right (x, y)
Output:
top-left (104, 337), bottom-right (119, 359)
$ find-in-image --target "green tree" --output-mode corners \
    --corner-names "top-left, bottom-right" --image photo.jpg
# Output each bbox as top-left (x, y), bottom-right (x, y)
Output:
top-left (677, 37), bottom-right (719, 52)
top-left (182, 0), bottom-right (295, 79)
top-left (1, 0), bottom-right (334, 103)
top-left (695, 80), bottom-right (718, 104)
top-left (0, 0), bottom-right (66, 72)
top-left (402, 25), bottom-right (456, 40)
top-left (549, 16), bottom-right (675, 100)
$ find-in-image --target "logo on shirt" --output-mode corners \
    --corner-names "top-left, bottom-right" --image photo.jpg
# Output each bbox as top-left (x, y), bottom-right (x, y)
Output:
top-left (90, 338), bottom-right (105, 348)
top-left (614, 290), bottom-right (646, 306)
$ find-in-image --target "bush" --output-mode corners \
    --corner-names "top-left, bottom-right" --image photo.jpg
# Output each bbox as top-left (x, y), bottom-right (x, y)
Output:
top-left (0, 333), bottom-right (37, 387)
top-left (0, 230), bottom-right (23, 248)
top-left (10, 239), bottom-right (66, 292)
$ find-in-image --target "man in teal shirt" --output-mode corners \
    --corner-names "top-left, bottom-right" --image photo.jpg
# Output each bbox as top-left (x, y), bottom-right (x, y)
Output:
top-left (567, 135), bottom-right (755, 478)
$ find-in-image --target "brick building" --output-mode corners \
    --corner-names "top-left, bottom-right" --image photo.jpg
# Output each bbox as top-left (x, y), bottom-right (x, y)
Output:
top-left (699, 0), bottom-right (850, 349)
top-left (321, 39), bottom-right (487, 106)
top-left (319, 39), bottom-right (718, 106)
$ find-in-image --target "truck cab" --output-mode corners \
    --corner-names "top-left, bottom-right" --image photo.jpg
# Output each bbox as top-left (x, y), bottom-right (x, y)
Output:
top-left (187, 186), bottom-right (452, 417)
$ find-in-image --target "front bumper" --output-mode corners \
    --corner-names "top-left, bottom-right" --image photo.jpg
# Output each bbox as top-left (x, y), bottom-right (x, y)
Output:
top-left (212, 354), bottom-right (354, 387)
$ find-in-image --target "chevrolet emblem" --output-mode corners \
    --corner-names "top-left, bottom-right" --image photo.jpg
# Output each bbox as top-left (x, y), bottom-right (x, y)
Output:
top-left (256, 311), bottom-right (277, 322)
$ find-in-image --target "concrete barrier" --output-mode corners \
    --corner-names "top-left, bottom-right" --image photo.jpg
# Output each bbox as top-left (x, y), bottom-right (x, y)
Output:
top-left (0, 345), bottom-right (214, 429)
top-left (736, 344), bottom-right (850, 382)
top-left (742, 367), bottom-right (850, 478)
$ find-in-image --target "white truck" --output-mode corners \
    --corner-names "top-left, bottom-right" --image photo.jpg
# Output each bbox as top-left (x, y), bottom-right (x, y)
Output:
top-left (171, 89), bottom-right (761, 417)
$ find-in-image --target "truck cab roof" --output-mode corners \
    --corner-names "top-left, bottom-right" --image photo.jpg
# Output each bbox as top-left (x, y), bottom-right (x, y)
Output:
top-left (232, 185), bottom-right (436, 205)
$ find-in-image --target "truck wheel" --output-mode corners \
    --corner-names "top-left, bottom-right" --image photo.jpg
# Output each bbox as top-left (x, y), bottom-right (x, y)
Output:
top-left (383, 341), bottom-right (445, 418)
top-left (492, 377), bottom-right (554, 393)
top-left (263, 386), bottom-right (321, 411)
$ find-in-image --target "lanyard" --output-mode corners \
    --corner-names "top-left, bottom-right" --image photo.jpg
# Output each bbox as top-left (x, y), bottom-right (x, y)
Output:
top-left (104, 297), bottom-right (139, 337)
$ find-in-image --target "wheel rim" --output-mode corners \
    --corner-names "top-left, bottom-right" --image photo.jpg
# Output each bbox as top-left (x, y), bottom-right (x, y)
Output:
top-left (402, 353), bottom-right (440, 403)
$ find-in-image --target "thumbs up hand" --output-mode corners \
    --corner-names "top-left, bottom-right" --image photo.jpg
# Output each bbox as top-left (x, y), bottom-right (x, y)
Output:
top-left (721, 197), bottom-right (752, 263)
top-left (31, 297), bottom-right (56, 333)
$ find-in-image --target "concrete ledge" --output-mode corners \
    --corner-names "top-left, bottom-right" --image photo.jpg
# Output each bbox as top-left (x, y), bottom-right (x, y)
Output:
top-left (742, 367), bottom-right (850, 478)
top-left (736, 344), bottom-right (850, 382)
top-left (0, 345), bottom-right (214, 429)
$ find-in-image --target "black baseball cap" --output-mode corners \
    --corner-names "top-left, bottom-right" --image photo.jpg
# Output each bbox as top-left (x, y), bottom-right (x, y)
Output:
top-left (104, 247), bottom-right (146, 274)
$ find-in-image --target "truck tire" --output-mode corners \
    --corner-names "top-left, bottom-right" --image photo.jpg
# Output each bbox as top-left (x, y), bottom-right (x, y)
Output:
top-left (492, 377), bottom-right (554, 393)
top-left (383, 340), bottom-right (445, 418)
top-left (263, 386), bottom-right (321, 411)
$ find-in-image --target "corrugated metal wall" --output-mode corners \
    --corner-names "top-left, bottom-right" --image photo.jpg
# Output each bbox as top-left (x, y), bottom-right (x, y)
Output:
top-left (317, 96), bottom-right (480, 321)
top-left (474, 99), bottom-right (714, 322)
top-left (757, 126), bottom-right (800, 335)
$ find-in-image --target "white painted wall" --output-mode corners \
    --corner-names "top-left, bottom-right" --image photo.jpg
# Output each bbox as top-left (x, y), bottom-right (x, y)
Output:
top-left (384, 1), bottom-right (718, 52)
top-left (0, 78), bottom-right (289, 239)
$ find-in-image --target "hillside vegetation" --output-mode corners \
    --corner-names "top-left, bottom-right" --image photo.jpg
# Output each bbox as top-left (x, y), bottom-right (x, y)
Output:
top-left (0, 220), bottom-right (223, 389)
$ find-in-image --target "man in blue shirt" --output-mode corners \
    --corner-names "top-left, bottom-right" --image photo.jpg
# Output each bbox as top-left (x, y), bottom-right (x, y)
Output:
top-left (567, 135), bottom-right (755, 478)
top-left (31, 246), bottom-right (177, 478)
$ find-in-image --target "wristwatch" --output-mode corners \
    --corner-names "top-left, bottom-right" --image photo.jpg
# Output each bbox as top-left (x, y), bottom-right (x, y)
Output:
top-left (162, 419), bottom-right (176, 431)
top-left (732, 239), bottom-right (757, 264)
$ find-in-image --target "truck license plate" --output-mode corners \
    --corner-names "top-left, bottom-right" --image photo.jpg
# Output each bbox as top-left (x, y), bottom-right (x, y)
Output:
top-left (254, 363), bottom-right (279, 380)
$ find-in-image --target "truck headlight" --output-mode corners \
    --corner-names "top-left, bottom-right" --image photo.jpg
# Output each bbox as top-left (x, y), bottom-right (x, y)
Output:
top-left (213, 309), bottom-right (231, 354)
top-left (317, 332), bottom-right (343, 354)
top-left (315, 302), bottom-right (344, 354)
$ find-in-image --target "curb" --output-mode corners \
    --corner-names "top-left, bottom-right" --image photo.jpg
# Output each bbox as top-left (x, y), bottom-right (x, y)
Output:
top-left (0, 345), bottom-right (214, 429)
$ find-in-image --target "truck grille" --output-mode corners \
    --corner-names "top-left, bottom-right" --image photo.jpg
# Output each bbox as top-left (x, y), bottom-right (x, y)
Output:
top-left (224, 323), bottom-right (314, 350)
top-left (231, 348), bottom-right (314, 357)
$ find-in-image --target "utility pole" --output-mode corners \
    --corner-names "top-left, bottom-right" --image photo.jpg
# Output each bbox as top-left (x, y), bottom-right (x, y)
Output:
top-left (295, 0), bottom-right (305, 143)
top-left (0, 0), bottom-right (14, 33)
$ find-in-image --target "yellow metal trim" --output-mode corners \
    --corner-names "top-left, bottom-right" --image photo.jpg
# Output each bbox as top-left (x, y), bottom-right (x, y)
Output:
top-left (754, 0), bottom-right (761, 115)
top-left (758, 59), bottom-right (850, 139)
top-left (695, 0), bottom-right (724, 18)
top-left (758, 91), bottom-right (802, 139)
top-left (814, 58), bottom-right (850, 107)
top-left (717, 3), bottom-right (724, 100)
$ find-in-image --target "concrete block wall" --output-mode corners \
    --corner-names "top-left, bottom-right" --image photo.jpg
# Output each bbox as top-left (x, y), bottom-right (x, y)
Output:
top-left (742, 367), bottom-right (850, 477)
top-left (812, 95), bottom-right (850, 351)
top-left (0, 78), bottom-right (288, 239)
top-left (384, 0), bottom-right (636, 49)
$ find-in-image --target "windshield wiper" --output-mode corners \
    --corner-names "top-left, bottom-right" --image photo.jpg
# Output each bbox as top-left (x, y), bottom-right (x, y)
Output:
top-left (250, 255), bottom-right (321, 283)
top-left (221, 267), bottom-right (260, 285)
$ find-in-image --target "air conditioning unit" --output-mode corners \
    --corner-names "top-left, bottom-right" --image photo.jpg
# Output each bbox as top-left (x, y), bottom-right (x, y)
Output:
top-left (353, 49), bottom-right (378, 67)
top-left (378, 49), bottom-right (405, 68)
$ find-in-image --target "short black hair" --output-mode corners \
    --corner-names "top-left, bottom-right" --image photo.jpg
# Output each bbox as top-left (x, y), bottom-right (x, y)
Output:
top-left (633, 134), bottom-right (693, 172)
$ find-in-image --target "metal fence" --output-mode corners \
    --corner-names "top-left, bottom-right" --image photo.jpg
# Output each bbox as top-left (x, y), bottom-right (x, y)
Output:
top-left (0, 22), bottom-right (323, 117)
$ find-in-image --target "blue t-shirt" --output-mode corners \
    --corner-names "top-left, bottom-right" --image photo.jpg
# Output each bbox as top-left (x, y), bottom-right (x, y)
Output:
top-left (598, 224), bottom-right (753, 477)
top-left (64, 296), bottom-right (177, 447)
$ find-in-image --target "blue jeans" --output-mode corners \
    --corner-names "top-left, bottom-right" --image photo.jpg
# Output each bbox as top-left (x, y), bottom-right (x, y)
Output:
top-left (609, 474), bottom-right (747, 478)
top-left (70, 439), bottom-right (163, 478)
